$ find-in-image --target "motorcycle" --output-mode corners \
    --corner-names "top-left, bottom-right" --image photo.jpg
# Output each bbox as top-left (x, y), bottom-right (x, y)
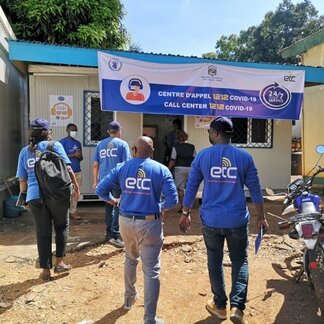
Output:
top-left (266, 145), bottom-right (324, 312)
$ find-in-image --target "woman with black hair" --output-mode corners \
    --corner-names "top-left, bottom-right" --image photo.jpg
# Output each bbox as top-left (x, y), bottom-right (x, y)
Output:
top-left (16, 118), bottom-right (80, 281)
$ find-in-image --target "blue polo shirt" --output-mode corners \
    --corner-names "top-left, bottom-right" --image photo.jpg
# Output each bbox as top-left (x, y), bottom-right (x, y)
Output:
top-left (16, 141), bottom-right (71, 203)
top-left (183, 144), bottom-right (263, 228)
top-left (96, 158), bottom-right (178, 216)
top-left (93, 137), bottom-right (131, 181)
top-left (59, 137), bottom-right (82, 172)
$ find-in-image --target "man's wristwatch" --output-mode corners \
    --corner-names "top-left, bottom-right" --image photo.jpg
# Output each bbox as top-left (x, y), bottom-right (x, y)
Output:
top-left (182, 210), bottom-right (190, 217)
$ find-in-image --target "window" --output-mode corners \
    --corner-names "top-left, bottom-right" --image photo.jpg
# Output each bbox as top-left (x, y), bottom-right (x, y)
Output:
top-left (84, 91), bottom-right (113, 146)
top-left (231, 118), bottom-right (272, 148)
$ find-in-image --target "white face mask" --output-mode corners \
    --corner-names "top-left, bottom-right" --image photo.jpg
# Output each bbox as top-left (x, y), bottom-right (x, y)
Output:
top-left (70, 131), bottom-right (77, 138)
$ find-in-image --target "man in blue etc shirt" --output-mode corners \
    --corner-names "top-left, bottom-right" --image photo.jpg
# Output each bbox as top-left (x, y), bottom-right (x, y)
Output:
top-left (179, 116), bottom-right (268, 324)
top-left (93, 121), bottom-right (131, 248)
top-left (60, 123), bottom-right (83, 220)
top-left (96, 136), bottom-right (178, 324)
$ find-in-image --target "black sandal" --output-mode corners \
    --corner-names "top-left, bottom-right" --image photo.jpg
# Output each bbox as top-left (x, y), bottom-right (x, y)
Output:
top-left (54, 264), bottom-right (72, 273)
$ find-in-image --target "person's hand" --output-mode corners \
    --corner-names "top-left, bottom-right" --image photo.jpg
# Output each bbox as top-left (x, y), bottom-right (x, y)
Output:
top-left (92, 182), bottom-right (97, 189)
top-left (257, 216), bottom-right (269, 232)
top-left (113, 198), bottom-right (121, 207)
top-left (107, 198), bottom-right (120, 207)
top-left (161, 208), bottom-right (168, 220)
top-left (73, 186), bottom-right (80, 200)
top-left (74, 150), bottom-right (82, 159)
top-left (107, 199), bottom-right (115, 206)
top-left (179, 214), bottom-right (191, 233)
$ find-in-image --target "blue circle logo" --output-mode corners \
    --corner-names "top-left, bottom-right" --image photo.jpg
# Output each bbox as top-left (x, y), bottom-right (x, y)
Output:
top-left (109, 58), bottom-right (122, 71)
top-left (259, 83), bottom-right (291, 109)
top-left (120, 75), bottom-right (151, 105)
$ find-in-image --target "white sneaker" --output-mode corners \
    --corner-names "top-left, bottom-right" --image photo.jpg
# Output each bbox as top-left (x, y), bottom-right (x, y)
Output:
top-left (108, 238), bottom-right (124, 248)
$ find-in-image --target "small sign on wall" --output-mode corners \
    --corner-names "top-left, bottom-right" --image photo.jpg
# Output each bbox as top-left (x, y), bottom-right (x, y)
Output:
top-left (194, 116), bottom-right (214, 128)
top-left (49, 95), bottom-right (73, 127)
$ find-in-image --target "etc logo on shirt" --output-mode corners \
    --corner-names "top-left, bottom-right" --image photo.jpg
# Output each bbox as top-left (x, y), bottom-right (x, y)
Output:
top-left (125, 168), bottom-right (151, 190)
top-left (99, 142), bottom-right (117, 158)
top-left (210, 157), bottom-right (237, 179)
top-left (27, 150), bottom-right (42, 168)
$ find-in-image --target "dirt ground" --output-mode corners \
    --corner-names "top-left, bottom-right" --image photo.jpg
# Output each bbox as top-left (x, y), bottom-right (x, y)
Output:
top-left (0, 201), bottom-right (323, 324)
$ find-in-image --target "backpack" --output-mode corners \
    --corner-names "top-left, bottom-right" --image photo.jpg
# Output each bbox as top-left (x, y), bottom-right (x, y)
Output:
top-left (35, 141), bottom-right (72, 201)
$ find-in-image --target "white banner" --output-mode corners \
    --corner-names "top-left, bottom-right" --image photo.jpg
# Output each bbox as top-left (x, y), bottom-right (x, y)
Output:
top-left (98, 52), bottom-right (305, 120)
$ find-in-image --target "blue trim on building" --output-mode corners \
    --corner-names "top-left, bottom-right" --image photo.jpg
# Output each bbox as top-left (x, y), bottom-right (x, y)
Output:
top-left (8, 40), bottom-right (324, 83)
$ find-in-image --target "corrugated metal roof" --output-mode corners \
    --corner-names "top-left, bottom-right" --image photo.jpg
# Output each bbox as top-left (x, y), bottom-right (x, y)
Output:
top-left (8, 39), bottom-right (324, 83)
top-left (280, 28), bottom-right (324, 59)
top-left (8, 39), bottom-right (303, 66)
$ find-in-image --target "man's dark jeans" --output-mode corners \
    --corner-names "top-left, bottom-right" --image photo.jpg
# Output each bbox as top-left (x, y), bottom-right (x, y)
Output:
top-left (29, 198), bottom-right (70, 269)
top-left (105, 188), bottom-right (121, 240)
top-left (202, 223), bottom-right (249, 311)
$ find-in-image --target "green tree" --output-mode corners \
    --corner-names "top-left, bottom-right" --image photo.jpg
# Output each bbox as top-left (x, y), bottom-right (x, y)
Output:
top-left (128, 42), bottom-right (143, 52)
top-left (0, 0), bottom-right (129, 49)
top-left (204, 0), bottom-right (324, 63)
top-left (202, 52), bottom-right (217, 60)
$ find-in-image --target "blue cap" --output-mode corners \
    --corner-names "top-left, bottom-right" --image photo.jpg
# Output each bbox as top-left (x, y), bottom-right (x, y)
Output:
top-left (30, 118), bottom-right (50, 130)
top-left (108, 121), bottom-right (121, 132)
top-left (210, 116), bottom-right (233, 134)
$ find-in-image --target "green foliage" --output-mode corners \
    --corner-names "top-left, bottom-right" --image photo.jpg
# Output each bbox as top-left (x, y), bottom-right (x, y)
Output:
top-left (203, 0), bottom-right (324, 63)
top-left (0, 0), bottom-right (130, 49)
top-left (128, 42), bottom-right (143, 52)
top-left (202, 52), bottom-right (218, 59)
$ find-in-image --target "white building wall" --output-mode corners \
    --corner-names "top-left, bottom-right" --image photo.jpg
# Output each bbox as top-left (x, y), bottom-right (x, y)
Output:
top-left (29, 74), bottom-right (95, 197)
top-left (29, 71), bottom-right (143, 199)
top-left (0, 8), bottom-right (27, 217)
top-left (303, 85), bottom-right (324, 176)
top-left (300, 44), bottom-right (324, 183)
top-left (116, 112), bottom-right (142, 147)
top-left (186, 116), bottom-right (291, 191)
top-left (28, 67), bottom-right (292, 201)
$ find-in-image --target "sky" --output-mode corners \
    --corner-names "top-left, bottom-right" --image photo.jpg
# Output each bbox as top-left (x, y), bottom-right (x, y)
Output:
top-left (122, 0), bottom-right (324, 57)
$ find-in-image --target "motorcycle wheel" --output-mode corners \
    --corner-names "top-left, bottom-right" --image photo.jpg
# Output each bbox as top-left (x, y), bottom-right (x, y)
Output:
top-left (309, 244), bottom-right (324, 313)
top-left (304, 249), bottom-right (314, 289)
